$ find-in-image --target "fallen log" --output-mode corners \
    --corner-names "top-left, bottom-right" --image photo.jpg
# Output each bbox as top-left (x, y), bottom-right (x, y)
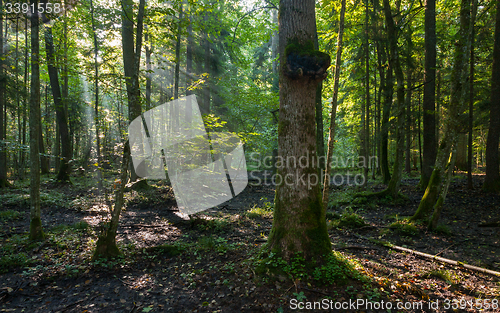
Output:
top-left (351, 233), bottom-right (500, 277)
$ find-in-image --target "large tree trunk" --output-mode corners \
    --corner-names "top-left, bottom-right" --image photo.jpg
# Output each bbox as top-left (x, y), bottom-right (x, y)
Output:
top-left (266, 0), bottom-right (331, 262)
top-left (44, 26), bottom-right (71, 183)
top-left (412, 0), bottom-right (475, 223)
top-left (322, 0), bottom-right (346, 208)
top-left (29, 0), bottom-right (44, 240)
top-left (421, 0), bottom-right (437, 190)
top-left (483, 0), bottom-right (500, 192)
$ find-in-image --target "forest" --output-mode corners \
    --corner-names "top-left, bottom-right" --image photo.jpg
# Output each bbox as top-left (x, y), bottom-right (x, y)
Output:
top-left (1, 0), bottom-right (500, 311)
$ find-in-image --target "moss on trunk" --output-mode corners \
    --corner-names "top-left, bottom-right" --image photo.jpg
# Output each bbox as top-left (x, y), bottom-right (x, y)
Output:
top-left (92, 227), bottom-right (122, 260)
top-left (29, 217), bottom-right (45, 241)
top-left (411, 168), bottom-right (442, 221)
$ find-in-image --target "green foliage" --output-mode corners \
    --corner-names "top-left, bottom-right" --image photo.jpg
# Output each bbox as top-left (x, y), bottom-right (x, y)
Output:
top-left (247, 200), bottom-right (273, 219)
top-left (196, 236), bottom-right (237, 254)
top-left (0, 210), bottom-right (21, 221)
top-left (0, 235), bottom-right (32, 273)
top-left (433, 224), bottom-right (452, 236)
top-left (195, 217), bottom-right (232, 233)
top-left (312, 252), bottom-right (366, 285)
top-left (327, 189), bottom-right (355, 210)
top-left (254, 251), bottom-right (365, 286)
top-left (426, 269), bottom-right (459, 285)
top-left (145, 244), bottom-right (184, 257)
top-left (328, 209), bottom-right (367, 229)
top-left (389, 220), bottom-right (419, 236)
top-left (0, 194), bottom-right (29, 207)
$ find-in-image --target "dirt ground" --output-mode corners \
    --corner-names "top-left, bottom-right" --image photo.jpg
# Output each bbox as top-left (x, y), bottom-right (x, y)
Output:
top-left (0, 172), bottom-right (499, 312)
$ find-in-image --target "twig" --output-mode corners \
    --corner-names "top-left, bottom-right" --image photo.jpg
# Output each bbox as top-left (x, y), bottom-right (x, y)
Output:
top-left (300, 287), bottom-right (331, 297)
top-left (119, 278), bottom-right (135, 286)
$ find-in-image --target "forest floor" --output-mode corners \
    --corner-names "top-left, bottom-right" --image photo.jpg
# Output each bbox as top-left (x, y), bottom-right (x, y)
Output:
top-left (0, 171), bottom-right (499, 312)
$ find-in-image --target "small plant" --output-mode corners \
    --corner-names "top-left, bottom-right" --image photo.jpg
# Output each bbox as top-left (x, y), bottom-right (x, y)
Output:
top-left (330, 210), bottom-right (367, 229)
top-left (434, 224), bottom-right (452, 236)
top-left (0, 210), bottom-right (21, 221)
top-left (146, 244), bottom-right (184, 257)
top-left (293, 291), bottom-right (307, 301)
top-left (389, 220), bottom-right (419, 236)
top-left (247, 204), bottom-right (273, 219)
top-left (325, 211), bottom-right (340, 220)
top-left (426, 269), bottom-right (459, 285)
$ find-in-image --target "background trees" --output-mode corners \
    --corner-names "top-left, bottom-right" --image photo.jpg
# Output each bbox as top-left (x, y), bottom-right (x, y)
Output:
top-left (0, 0), bottom-right (497, 249)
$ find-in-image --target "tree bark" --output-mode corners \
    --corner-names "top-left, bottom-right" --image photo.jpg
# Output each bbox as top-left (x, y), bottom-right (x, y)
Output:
top-left (266, 0), bottom-right (331, 262)
top-left (484, 0), bottom-right (500, 192)
top-left (421, 0), bottom-right (437, 190)
top-left (0, 0), bottom-right (7, 187)
top-left (29, 0), bottom-right (44, 240)
top-left (380, 42), bottom-right (392, 184)
top-left (122, 0), bottom-right (145, 182)
top-left (467, 27), bottom-right (474, 190)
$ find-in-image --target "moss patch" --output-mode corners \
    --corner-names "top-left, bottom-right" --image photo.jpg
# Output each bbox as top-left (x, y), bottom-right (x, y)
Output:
top-left (284, 39), bottom-right (331, 80)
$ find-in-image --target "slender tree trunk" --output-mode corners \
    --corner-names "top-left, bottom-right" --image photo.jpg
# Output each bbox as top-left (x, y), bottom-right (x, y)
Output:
top-left (45, 26), bottom-right (71, 183)
top-left (271, 8), bottom-right (279, 92)
top-left (364, 0), bottom-right (370, 186)
top-left (145, 32), bottom-right (152, 111)
top-left (413, 0), bottom-right (475, 223)
top-left (122, 0), bottom-right (146, 182)
top-left (93, 141), bottom-right (130, 259)
top-left (90, 0), bottom-right (104, 190)
top-left (186, 15), bottom-right (194, 96)
top-left (383, 0), bottom-right (405, 198)
top-left (0, 0), bottom-right (7, 187)
top-left (484, 0), bottom-right (500, 192)
top-left (322, 0), bottom-right (346, 208)
top-left (421, 0), bottom-right (437, 189)
top-left (467, 27), bottom-right (474, 190)
top-left (405, 23), bottom-right (414, 174)
top-left (266, 0), bottom-right (331, 262)
top-left (314, 32), bottom-right (325, 176)
top-left (380, 43), bottom-right (392, 184)
top-left (202, 13), bottom-right (211, 115)
top-left (174, 4), bottom-right (183, 99)
top-left (29, 0), bottom-right (44, 240)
